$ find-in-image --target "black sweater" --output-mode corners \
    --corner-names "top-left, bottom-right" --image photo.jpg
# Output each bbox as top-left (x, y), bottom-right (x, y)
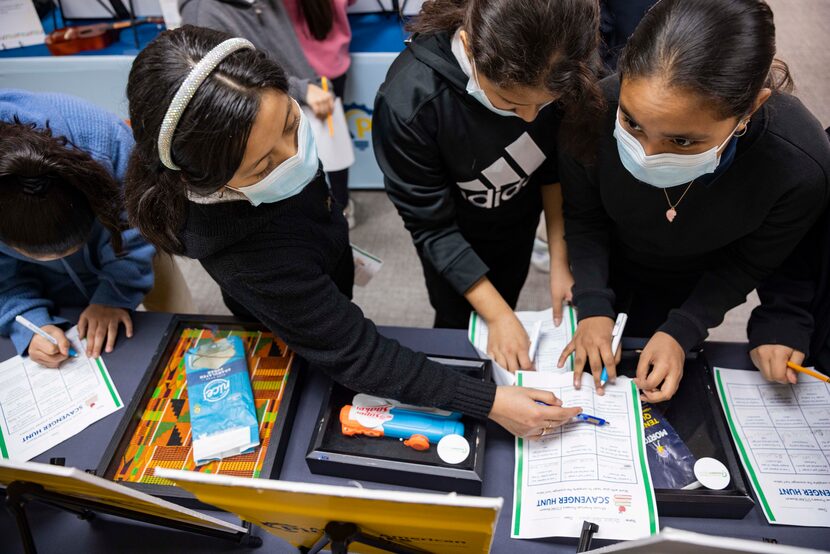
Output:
top-left (373, 32), bottom-right (561, 295)
top-left (179, 175), bottom-right (497, 419)
top-left (748, 199), bottom-right (830, 367)
top-left (562, 76), bottom-right (830, 351)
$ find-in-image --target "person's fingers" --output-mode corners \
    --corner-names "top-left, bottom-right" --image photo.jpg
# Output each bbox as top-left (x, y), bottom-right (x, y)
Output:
top-left (494, 352), bottom-right (509, 373)
top-left (558, 341), bottom-right (575, 369)
top-left (790, 350), bottom-right (806, 366)
top-left (553, 301), bottom-right (564, 327)
top-left (635, 350), bottom-right (653, 388)
top-left (518, 348), bottom-right (533, 371)
top-left (56, 334), bottom-right (71, 357)
top-left (38, 349), bottom-right (68, 368)
top-left (573, 345), bottom-right (586, 389)
top-left (660, 367), bottom-right (682, 401)
top-left (644, 359), bottom-right (669, 391)
top-left (122, 313), bottom-right (134, 338)
top-left (105, 320), bottom-right (118, 353)
top-left (599, 342), bottom-right (617, 384)
top-left (40, 338), bottom-right (59, 356)
top-left (786, 368), bottom-right (798, 384)
top-left (755, 352), bottom-right (772, 381)
top-left (549, 406), bottom-right (583, 424)
top-left (85, 320), bottom-right (98, 356)
top-left (770, 348), bottom-right (791, 384)
top-left (528, 388), bottom-right (563, 408)
top-left (587, 347), bottom-right (603, 392)
top-left (91, 325), bottom-right (107, 359)
top-left (640, 387), bottom-right (672, 403)
top-left (78, 316), bottom-right (88, 339)
top-left (505, 351), bottom-right (520, 374)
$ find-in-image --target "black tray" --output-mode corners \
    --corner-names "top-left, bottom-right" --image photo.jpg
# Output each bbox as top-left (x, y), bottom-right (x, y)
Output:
top-left (617, 338), bottom-right (755, 518)
top-left (306, 356), bottom-right (489, 495)
top-left (97, 315), bottom-right (301, 508)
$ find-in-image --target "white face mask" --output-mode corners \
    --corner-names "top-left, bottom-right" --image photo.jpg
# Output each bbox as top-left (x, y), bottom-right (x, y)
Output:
top-left (234, 100), bottom-right (319, 206)
top-left (466, 62), bottom-right (554, 119)
top-left (613, 109), bottom-right (743, 188)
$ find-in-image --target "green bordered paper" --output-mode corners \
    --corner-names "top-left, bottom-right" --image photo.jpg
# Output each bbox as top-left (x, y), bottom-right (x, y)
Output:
top-left (511, 371), bottom-right (658, 540)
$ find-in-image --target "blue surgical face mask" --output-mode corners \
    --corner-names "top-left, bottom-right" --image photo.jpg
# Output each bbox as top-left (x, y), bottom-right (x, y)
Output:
top-left (614, 109), bottom-right (743, 188)
top-left (234, 101), bottom-right (319, 206)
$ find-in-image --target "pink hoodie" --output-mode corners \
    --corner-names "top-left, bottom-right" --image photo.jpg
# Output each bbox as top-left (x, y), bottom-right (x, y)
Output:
top-left (283, 0), bottom-right (355, 80)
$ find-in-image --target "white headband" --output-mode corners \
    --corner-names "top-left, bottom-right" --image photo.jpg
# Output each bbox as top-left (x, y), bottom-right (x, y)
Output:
top-left (157, 37), bottom-right (256, 170)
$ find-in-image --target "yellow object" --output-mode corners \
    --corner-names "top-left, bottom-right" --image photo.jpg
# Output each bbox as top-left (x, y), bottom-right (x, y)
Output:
top-left (786, 361), bottom-right (830, 383)
top-left (157, 468), bottom-right (501, 553)
top-left (321, 77), bottom-right (335, 137)
top-left (0, 459), bottom-right (245, 533)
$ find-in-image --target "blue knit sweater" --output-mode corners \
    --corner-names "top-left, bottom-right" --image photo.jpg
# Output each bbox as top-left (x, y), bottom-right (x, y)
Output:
top-left (0, 90), bottom-right (155, 354)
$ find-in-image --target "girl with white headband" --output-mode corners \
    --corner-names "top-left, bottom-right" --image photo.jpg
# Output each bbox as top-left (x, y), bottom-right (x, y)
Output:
top-left (123, 26), bottom-right (582, 439)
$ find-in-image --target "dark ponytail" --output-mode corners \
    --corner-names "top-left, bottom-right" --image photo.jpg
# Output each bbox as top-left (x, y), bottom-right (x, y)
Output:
top-left (618, 0), bottom-right (793, 120)
top-left (410, 0), bottom-right (604, 159)
top-left (0, 119), bottom-right (124, 256)
top-left (297, 0), bottom-right (334, 41)
top-left (124, 25), bottom-right (289, 254)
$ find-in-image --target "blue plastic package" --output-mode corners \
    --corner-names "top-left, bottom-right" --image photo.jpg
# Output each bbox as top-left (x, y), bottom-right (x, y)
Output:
top-left (185, 335), bottom-right (259, 466)
top-left (642, 402), bottom-right (697, 489)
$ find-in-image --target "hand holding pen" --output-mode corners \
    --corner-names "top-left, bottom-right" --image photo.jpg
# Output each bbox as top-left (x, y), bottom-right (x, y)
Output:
top-left (558, 313), bottom-right (627, 395)
top-left (15, 315), bottom-right (78, 368)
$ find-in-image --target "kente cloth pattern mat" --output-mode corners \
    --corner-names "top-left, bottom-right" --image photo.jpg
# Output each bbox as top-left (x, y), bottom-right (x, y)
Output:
top-left (113, 328), bottom-right (293, 485)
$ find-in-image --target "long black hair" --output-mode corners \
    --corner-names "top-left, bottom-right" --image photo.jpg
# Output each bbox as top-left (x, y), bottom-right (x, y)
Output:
top-left (0, 118), bottom-right (124, 256)
top-left (410, 0), bottom-right (604, 157)
top-left (297, 0), bottom-right (334, 41)
top-left (124, 25), bottom-right (289, 254)
top-left (618, 0), bottom-right (793, 120)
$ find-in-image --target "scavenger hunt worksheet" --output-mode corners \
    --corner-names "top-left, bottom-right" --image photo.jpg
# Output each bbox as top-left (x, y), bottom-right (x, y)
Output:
top-left (714, 367), bottom-right (830, 527)
top-left (512, 371), bottom-right (658, 540)
top-left (0, 327), bottom-right (122, 461)
top-left (469, 306), bottom-right (576, 386)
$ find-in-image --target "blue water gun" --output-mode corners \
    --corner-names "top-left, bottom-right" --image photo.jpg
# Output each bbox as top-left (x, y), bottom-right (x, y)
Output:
top-left (340, 405), bottom-right (464, 451)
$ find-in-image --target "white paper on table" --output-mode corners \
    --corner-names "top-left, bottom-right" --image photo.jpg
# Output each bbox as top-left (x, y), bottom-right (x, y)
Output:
top-left (351, 244), bottom-right (383, 287)
top-left (303, 98), bottom-right (355, 172)
top-left (0, 0), bottom-right (46, 49)
top-left (468, 306), bottom-right (576, 386)
top-left (511, 371), bottom-right (658, 541)
top-left (714, 367), bottom-right (830, 527)
top-left (590, 526), bottom-right (826, 553)
top-left (0, 327), bottom-right (122, 461)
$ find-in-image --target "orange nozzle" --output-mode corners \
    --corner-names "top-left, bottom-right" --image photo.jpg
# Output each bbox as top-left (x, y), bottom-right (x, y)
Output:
top-left (403, 434), bottom-right (430, 451)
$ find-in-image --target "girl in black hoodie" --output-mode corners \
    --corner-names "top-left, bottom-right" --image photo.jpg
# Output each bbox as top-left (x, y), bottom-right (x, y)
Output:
top-left (122, 25), bottom-right (582, 440)
top-left (373, 0), bottom-right (604, 375)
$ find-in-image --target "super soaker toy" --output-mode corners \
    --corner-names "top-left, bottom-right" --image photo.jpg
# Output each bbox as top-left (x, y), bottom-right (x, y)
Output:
top-left (340, 401), bottom-right (464, 451)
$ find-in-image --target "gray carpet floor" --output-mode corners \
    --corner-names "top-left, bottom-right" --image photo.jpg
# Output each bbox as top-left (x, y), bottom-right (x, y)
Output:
top-left (176, 0), bottom-right (830, 342)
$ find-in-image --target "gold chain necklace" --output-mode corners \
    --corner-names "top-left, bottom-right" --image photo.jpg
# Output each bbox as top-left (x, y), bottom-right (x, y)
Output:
top-left (663, 179), bottom-right (696, 222)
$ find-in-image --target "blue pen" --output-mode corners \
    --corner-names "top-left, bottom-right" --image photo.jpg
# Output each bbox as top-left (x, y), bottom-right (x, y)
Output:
top-left (536, 403), bottom-right (610, 426)
top-left (15, 315), bottom-right (79, 358)
top-left (600, 313), bottom-right (628, 386)
top-left (575, 413), bottom-right (610, 426)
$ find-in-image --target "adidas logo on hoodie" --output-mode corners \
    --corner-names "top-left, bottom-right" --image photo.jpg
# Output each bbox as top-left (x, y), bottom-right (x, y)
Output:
top-left (455, 132), bottom-right (546, 209)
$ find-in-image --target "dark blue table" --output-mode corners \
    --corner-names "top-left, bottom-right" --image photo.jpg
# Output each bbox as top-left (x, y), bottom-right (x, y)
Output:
top-left (0, 311), bottom-right (825, 552)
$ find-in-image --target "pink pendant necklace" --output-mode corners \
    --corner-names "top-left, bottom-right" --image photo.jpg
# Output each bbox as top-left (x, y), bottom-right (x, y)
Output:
top-left (663, 179), bottom-right (696, 222)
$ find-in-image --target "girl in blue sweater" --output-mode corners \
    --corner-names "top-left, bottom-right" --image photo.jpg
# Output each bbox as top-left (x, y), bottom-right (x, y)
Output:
top-left (0, 90), bottom-right (155, 367)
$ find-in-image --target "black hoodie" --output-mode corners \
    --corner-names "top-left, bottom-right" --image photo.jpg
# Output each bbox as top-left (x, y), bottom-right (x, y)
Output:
top-left (179, 175), bottom-right (497, 419)
top-left (373, 32), bottom-right (562, 296)
top-left (562, 76), bottom-right (830, 352)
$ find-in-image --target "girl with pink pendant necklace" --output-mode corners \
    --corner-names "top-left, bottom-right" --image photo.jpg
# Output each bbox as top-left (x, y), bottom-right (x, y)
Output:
top-left (557, 0), bottom-right (830, 404)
